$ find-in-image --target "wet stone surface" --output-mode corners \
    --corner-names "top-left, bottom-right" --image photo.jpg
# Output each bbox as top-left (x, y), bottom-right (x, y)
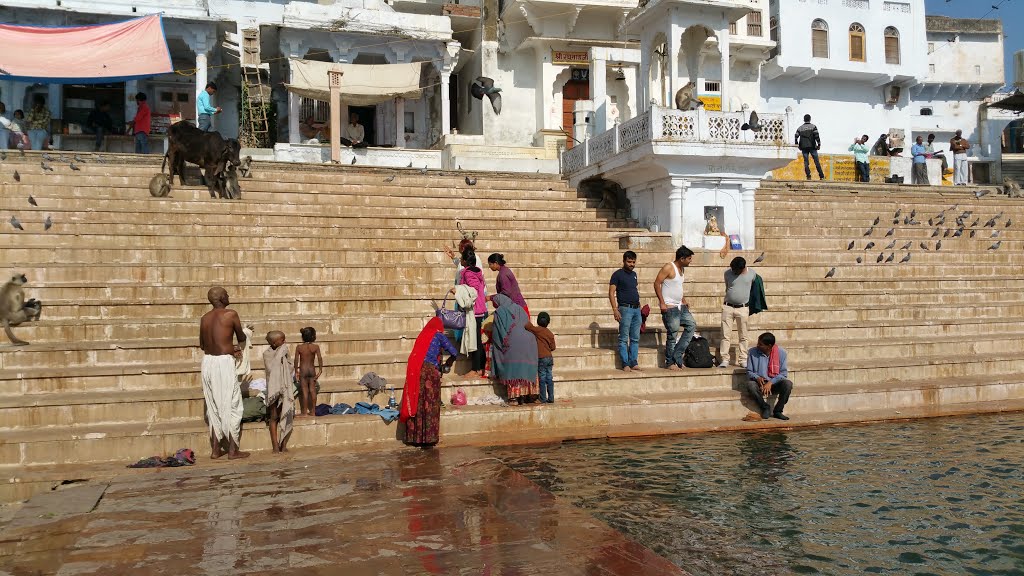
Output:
top-left (0, 447), bottom-right (687, 576)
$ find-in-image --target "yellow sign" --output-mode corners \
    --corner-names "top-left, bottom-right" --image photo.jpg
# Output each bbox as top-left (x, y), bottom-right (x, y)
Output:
top-left (552, 51), bottom-right (589, 65)
top-left (698, 95), bottom-right (722, 111)
top-left (772, 153), bottom-right (893, 182)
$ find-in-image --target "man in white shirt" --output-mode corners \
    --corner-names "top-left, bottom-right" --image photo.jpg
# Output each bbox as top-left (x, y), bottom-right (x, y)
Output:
top-left (341, 113), bottom-right (368, 148)
top-left (653, 245), bottom-right (696, 370)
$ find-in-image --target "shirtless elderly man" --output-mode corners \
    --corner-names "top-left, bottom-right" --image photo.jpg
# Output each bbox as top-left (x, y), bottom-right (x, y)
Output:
top-left (199, 287), bottom-right (250, 459)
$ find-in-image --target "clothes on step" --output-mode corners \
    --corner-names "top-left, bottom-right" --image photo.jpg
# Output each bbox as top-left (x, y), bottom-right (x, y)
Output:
top-left (263, 343), bottom-right (294, 444)
top-left (201, 354), bottom-right (242, 445)
top-left (331, 403), bottom-right (357, 415)
top-left (359, 372), bottom-right (388, 400)
top-left (467, 393), bottom-right (506, 406)
top-left (248, 378), bottom-right (267, 394)
top-left (128, 448), bottom-right (195, 468)
top-left (748, 274), bottom-right (768, 315)
top-left (354, 401), bottom-right (401, 424)
top-left (241, 396), bottom-right (267, 423)
top-left (235, 325), bottom-right (254, 378)
top-left (314, 403), bottom-right (332, 417)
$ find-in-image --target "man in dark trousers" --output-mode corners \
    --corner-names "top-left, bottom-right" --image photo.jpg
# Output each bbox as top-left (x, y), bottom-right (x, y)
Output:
top-left (86, 100), bottom-right (114, 151)
top-left (795, 114), bottom-right (825, 180)
top-left (745, 332), bottom-right (793, 420)
top-left (609, 250), bottom-right (642, 372)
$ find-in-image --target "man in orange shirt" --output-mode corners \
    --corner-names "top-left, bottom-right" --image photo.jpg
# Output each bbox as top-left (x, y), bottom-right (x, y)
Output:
top-left (131, 92), bottom-right (151, 154)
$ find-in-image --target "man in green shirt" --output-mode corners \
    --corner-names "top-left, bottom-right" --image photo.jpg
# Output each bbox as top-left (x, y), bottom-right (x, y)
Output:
top-left (848, 135), bottom-right (870, 182)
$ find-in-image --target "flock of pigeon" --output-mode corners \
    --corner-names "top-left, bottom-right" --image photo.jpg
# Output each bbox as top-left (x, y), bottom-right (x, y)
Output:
top-left (824, 202), bottom-right (1011, 279)
top-left (1, 151), bottom-right (109, 233)
top-left (377, 162), bottom-right (480, 187)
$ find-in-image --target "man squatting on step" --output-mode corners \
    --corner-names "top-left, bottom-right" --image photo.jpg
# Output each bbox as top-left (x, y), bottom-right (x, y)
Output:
top-left (746, 332), bottom-right (793, 421)
top-left (199, 287), bottom-right (250, 459)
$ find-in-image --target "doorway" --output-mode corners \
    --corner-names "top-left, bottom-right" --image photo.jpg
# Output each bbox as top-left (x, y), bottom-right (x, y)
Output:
top-left (562, 79), bottom-right (590, 149)
top-left (348, 105), bottom-right (376, 146)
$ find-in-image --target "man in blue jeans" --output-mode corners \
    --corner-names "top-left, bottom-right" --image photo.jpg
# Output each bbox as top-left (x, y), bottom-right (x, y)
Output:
top-left (609, 250), bottom-right (642, 372)
top-left (795, 114), bottom-right (824, 180)
top-left (654, 245), bottom-right (696, 370)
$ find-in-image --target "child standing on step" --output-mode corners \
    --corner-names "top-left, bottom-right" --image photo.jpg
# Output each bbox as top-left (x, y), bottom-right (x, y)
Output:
top-left (526, 312), bottom-right (556, 403)
top-left (263, 331), bottom-right (294, 452)
top-left (294, 327), bottom-right (323, 417)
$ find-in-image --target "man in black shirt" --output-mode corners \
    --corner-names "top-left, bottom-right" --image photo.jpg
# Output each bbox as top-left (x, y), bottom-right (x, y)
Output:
top-left (86, 100), bottom-right (114, 151)
top-left (794, 114), bottom-right (824, 180)
top-left (609, 251), bottom-right (642, 372)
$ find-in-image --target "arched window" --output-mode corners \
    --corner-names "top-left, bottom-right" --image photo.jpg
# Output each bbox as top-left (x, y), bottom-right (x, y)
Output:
top-left (884, 26), bottom-right (900, 64)
top-left (811, 19), bottom-right (829, 58)
top-left (849, 23), bottom-right (866, 62)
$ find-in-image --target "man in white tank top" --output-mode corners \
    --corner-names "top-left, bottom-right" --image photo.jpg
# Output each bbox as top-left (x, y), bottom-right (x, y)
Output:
top-left (654, 246), bottom-right (697, 370)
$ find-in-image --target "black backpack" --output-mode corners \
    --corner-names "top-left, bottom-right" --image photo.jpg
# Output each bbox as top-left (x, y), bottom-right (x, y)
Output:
top-left (683, 336), bottom-right (715, 368)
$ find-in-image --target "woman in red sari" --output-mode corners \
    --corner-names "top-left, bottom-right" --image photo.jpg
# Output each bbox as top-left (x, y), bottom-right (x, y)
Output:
top-left (400, 318), bottom-right (457, 446)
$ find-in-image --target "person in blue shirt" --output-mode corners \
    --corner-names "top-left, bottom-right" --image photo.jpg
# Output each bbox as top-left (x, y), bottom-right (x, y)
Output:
top-left (745, 332), bottom-right (793, 420)
top-left (609, 250), bottom-right (642, 372)
top-left (197, 82), bottom-right (221, 132)
top-left (848, 135), bottom-right (870, 183)
top-left (910, 135), bottom-right (929, 185)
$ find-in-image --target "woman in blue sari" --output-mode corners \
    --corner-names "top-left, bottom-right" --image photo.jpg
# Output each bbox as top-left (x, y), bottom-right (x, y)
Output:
top-left (489, 294), bottom-right (539, 405)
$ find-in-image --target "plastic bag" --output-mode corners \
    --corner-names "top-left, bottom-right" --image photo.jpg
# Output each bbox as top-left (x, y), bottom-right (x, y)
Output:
top-left (451, 388), bottom-right (467, 406)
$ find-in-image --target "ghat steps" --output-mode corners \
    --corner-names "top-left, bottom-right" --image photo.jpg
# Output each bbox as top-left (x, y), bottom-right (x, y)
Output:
top-left (0, 153), bottom-right (1022, 502)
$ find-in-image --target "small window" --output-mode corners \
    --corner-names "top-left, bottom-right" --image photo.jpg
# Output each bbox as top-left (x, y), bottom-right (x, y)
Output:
top-left (849, 23), bottom-right (866, 62)
top-left (176, 93), bottom-right (190, 102)
top-left (747, 11), bottom-right (763, 37)
top-left (404, 111), bottom-right (415, 133)
top-left (975, 65), bottom-right (982, 76)
top-left (929, 63), bottom-right (936, 74)
top-left (920, 107), bottom-right (933, 116)
top-left (160, 92), bottom-right (174, 103)
top-left (928, 42), bottom-right (935, 54)
top-left (812, 19), bottom-right (829, 58)
top-left (884, 27), bottom-right (900, 64)
top-left (770, 17), bottom-right (779, 42)
top-left (729, 21), bottom-right (737, 35)
top-left (704, 81), bottom-right (721, 92)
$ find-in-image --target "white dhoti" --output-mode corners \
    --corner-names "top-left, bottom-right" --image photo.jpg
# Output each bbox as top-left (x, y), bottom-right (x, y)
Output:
top-left (202, 354), bottom-right (242, 444)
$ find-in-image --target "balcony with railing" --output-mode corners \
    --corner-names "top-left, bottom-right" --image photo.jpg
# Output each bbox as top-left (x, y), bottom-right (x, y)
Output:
top-left (562, 106), bottom-right (792, 174)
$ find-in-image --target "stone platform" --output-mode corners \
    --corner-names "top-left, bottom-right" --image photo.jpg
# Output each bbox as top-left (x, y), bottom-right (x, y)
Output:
top-left (0, 447), bottom-right (687, 576)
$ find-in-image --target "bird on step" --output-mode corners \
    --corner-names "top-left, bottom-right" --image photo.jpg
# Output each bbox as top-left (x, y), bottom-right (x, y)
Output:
top-left (753, 252), bottom-right (765, 263)
top-left (824, 267), bottom-right (836, 278)
top-left (884, 239), bottom-right (896, 250)
top-left (9, 216), bottom-right (24, 230)
top-left (884, 252), bottom-right (895, 263)
top-left (41, 161), bottom-right (53, 172)
top-left (28, 195), bottom-right (37, 206)
top-left (988, 241), bottom-right (1001, 250)
top-left (864, 242), bottom-right (875, 250)
top-left (847, 241), bottom-right (855, 250)
top-left (900, 253), bottom-right (911, 264)
top-left (465, 176), bottom-right (477, 186)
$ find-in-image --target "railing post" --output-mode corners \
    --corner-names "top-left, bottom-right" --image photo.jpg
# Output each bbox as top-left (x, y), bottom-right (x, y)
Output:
top-left (583, 137), bottom-right (590, 167)
top-left (612, 124), bottom-right (620, 154)
top-left (651, 106), bottom-right (661, 141)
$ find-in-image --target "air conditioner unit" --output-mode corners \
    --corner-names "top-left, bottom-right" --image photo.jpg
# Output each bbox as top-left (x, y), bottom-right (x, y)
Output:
top-left (884, 85), bottom-right (901, 105)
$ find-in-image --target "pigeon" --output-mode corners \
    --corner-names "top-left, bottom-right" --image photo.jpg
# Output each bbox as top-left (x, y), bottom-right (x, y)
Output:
top-left (928, 218), bottom-right (934, 226)
top-left (935, 240), bottom-right (942, 251)
top-left (740, 110), bottom-right (763, 132)
top-left (1006, 219), bottom-right (1013, 228)
top-left (943, 228), bottom-right (951, 238)
top-left (383, 175), bottom-right (395, 183)
top-left (894, 208), bottom-right (902, 218)
top-left (910, 209), bottom-right (917, 218)
top-left (885, 227), bottom-right (895, 237)
top-left (903, 216), bottom-right (911, 225)
top-left (73, 154), bottom-right (86, 163)
top-left (884, 239), bottom-right (896, 250)
top-left (469, 77), bottom-right (502, 114)
top-left (873, 216), bottom-right (881, 226)
top-left (41, 161), bottom-right (53, 172)
top-left (70, 162), bottom-right (81, 171)
top-left (42, 152), bottom-right (55, 162)
top-left (465, 176), bottom-right (477, 186)
top-left (13, 170), bottom-right (19, 182)
top-left (458, 164), bottom-right (462, 170)
top-left (9, 216), bottom-right (23, 230)
top-left (975, 189), bottom-right (989, 199)
top-left (19, 148), bottom-right (25, 158)
top-left (420, 166), bottom-right (428, 174)
top-left (988, 241), bottom-right (1001, 250)
top-left (44, 216), bottom-right (52, 231)
top-left (920, 242), bottom-right (930, 251)
top-left (0, 150), bottom-right (5, 161)
top-left (885, 252), bottom-right (895, 263)
top-left (864, 227), bottom-right (874, 236)
top-left (892, 219), bottom-right (900, 226)
top-left (909, 220), bottom-right (921, 226)
top-left (931, 228), bottom-right (940, 237)
top-left (991, 230), bottom-right (1000, 238)
top-left (825, 267), bottom-right (836, 278)
top-left (900, 253), bottom-right (911, 263)
top-left (350, 156), bottom-right (357, 165)
top-left (753, 252), bottom-right (765, 263)
top-left (865, 242), bottom-right (875, 250)
top-left (856, 257), bottom-right (863, 264)
top-left (28, 195), bottom-right (37, 206)
top-left (876, 252), bottom-right (885, 263)
top-left (970, 230), bottom-right (977, 238)
top-left (847, 241), bottom-right (855, 250)
top-left (407, 161), bottom-right (413, 168)
top-left (984, 217), bottom-right (997, 228)
top-left (900, 241), bottom-right (913, 250)
top-left (952, 228), bottom-right (963, 238)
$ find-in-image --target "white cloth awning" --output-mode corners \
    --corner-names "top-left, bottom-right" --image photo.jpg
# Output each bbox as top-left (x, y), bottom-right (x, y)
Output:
top-left (285, 59), bottom-right (429, 106)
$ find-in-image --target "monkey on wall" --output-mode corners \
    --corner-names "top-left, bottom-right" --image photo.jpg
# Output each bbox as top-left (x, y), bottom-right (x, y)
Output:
top-left (1, 274), bottom-right (43, 346)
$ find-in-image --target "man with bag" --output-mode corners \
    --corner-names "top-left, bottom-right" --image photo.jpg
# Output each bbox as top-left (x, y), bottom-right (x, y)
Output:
top-left (795, 114), bottom-right (825, 181)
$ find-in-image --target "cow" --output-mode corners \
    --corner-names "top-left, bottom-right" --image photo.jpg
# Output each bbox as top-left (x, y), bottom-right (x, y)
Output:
top-left (163, 121), bottom-right (242, 199)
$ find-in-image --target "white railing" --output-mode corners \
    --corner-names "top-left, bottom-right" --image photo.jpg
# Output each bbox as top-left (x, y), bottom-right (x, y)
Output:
top-left (562, 106), bottom-right (791, 174)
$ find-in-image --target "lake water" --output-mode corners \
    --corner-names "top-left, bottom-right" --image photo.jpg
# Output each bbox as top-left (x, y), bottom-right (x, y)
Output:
top-left (489, 413), bottom-right (1024, 576)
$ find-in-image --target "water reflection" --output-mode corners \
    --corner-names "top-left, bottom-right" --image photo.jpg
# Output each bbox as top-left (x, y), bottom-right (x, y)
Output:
top-left (490, 413), bottom-right (1024, 576)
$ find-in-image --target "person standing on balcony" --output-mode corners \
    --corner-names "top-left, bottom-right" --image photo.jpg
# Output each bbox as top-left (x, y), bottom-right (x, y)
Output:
top-left (795, 114), bottom-right (824, 180)
top-left (26, 95), bottom-right (51, 151)
top-left (950, 130), bottom-right (971, 186)
top-left (86, 100), bottom-right (114, 152)
top-left (130, 92), bottom-right (151, 154)
top-left (849, 135), bottom-right (870, 183)
top-left (654, 246), bottom-right (696, 371)
top-left (199, 287), bottom-right (250, 460)
top-left (911, 136), bottom-right (929, 185)
top-left (197, 82), bottom-right (222, 132)
top-left (609, 250), bottom-right (642, 372)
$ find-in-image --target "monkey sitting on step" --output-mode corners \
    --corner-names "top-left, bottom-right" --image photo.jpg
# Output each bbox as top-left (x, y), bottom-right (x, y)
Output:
top-left (1, 274), bottom-right (43, 346)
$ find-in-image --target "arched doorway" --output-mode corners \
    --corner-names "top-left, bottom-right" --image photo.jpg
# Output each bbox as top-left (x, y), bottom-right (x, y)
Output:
top-left (562, 69), bottom-right (590, 149)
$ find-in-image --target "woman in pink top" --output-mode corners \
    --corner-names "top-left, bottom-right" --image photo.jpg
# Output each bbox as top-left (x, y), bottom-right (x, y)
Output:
top-left (457, 248), bottom-right (487, 377)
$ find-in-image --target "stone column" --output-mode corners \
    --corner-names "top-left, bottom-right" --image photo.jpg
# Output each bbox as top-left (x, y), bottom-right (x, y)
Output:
top-left (666, 22), bottom-right (683, 108)
top-left (125, 79), bottom-right (139, 126)
top-left (638, 37), bottom-right (649, 110)
top-left (719, 27), bottom-right (730, 112)
top-left (288, 65), bottom-right (301, 144)
top-left (667, 178), bottom-right (686, 247)
top-left (740, 181), bottom-right (757, 250)
top-left (329, 69), bottom-right (343, 163)
top-left (440, 74), bottom-right (451, 137)
top-left (395, 97), bottom-right (405, 148)
top-left (591, 53), bottom-right (608, 135)
top-left (196, 53), bottom-right (208, 121)
top-left (535, 46), bottom-right (555, 133)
